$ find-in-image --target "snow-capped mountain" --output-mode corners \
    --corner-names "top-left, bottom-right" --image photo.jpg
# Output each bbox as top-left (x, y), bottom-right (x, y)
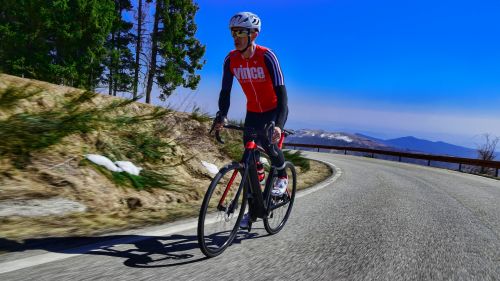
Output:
top-left (287, 129), bottom-right (392, 150)
top-left (288, 129), bottom-right (489, 159)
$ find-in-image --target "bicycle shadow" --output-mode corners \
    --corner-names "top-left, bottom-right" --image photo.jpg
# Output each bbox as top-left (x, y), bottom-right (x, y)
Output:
top-left (0, 230), bottom-right (263, 268)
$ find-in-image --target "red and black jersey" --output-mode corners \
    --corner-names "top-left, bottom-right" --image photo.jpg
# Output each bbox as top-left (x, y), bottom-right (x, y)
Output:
top-left (218, 45), bottom-right (288, 128)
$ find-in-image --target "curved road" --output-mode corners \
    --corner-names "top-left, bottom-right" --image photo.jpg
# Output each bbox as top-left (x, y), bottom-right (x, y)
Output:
top-left (1, 152), bottom-right (500, 280)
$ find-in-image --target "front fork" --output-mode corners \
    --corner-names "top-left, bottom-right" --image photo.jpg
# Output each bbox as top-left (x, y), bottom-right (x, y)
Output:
top-left (217, 168), bottom-right (239, 213)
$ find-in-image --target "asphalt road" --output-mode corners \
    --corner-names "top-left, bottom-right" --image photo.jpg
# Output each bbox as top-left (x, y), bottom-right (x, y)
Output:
top-left (1, 152), bottom-right (500, 280)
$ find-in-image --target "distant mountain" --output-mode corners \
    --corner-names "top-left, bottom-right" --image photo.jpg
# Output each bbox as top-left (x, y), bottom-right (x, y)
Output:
top-left (384, 136), bottom-right (479, 158)
top-left (355, 134), bottom-right (479, 158)
top-left (289, 129), bottom-right (486, 159)
top-left (287, 129), bottom-right (391, 150)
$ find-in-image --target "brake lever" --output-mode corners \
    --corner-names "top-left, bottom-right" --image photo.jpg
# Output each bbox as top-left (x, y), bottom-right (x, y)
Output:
top-left (283, 129), bottom-right (294, 136)
top-left (208, 120), bottom-right (224, 144)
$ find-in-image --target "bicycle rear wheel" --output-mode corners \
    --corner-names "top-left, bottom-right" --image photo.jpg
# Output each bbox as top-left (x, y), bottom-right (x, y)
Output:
top-left (198, 162), bottom-right (247, 257)
top-left (263, 161), bottom-right (297, 235)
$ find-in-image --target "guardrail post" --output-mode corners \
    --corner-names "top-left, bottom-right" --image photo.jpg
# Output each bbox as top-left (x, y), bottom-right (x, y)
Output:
top-left (344, 150), bottom-right (347, 155)
top-left (317, 147), bottom-right (320, 152)
top-left (371, 153), bottom-right (374, 158)
top-left (398, 156), bottom-right (401, 162)
top-left (496, 168), bottom-right (499, 178)
top-left (427, 160), bottom-right (431, 166)
top-left (458, 163), bottom-right (462, 172)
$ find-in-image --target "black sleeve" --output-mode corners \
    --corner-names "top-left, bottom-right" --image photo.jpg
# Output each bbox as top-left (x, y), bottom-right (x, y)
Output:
top-left (274, 85), bottom-right (288, 129)
top-left (218, 54), bottom-right (233, 117)
top-left (264, 50), bottom-right (288, 129)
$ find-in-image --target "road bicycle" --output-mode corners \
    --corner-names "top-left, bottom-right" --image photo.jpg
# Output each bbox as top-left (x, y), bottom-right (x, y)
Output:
top-left (197, 121), bottom-right (297, 257)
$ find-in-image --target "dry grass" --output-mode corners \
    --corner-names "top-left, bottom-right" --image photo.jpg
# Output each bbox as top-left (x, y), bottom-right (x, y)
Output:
top-left (296, 160), bottom-right (333, 191)
top-left (0, 159), bottom-right (332, 241)
top-left (0, 74), bottom-right (333, 242)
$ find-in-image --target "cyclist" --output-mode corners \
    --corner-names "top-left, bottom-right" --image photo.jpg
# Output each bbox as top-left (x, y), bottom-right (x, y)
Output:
top-left (214, 12), bottom-right (289, 228)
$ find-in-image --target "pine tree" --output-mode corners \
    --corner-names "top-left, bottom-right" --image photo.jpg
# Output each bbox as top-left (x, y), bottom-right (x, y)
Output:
top-left (145, 0), bottom-right (205, 103)
top-left (1, 0), bottom-right (205, 98)
top-left (104, 0), bottom-right (135, 96)
top-left (132, 0), bottom-right (145, 99)
top-left (145, 0), bottom-right (161, 104)
top-left (0, 0), bottom-right (115, 90)
top-left (0, 0), bottom-right (52, 78)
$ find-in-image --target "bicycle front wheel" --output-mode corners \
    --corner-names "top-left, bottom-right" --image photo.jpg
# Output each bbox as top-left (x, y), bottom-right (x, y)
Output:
top-left (198, 162), bottom-right (247, 257)
top-left (263, 161), bottom-right (297, 234)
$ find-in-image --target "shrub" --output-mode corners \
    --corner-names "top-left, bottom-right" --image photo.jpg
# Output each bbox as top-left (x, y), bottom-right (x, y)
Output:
top-left (122, 132), bottom-right (175, 163)
top-left (189, 105), bottom-right (211, 123)
top-left (284, 150), bottom-right (310, 172)
top-left (81, 159), bottom-right (178, 191)
top-left (0, 84), bottom-right (171, 168)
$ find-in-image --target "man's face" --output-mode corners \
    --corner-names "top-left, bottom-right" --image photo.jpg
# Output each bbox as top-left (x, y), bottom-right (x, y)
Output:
top-left (231, 28), bottom-right (257, 51)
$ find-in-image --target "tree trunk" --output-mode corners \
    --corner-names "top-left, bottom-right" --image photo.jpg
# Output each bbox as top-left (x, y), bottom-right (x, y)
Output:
top-left (145, 0), bottom-right (160, 104)
top-left (132, 0), bottom-right (142, 99)
top-left (109, 29), bottom-right (115, 96)
top-left (113, 82), bottom-right (118, 96)
top-left (113, 4), bottom-right (123, 97)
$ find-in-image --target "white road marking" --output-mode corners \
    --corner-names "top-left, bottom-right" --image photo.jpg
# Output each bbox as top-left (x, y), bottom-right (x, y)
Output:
top-left (296, 160), bottom-right (342, 199)
top-left (0, 160), bottom-right (341, 275)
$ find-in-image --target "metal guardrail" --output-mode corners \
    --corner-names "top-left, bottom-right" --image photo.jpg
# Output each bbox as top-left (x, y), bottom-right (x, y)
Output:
top-left (284, 142), bottom-right (500, 178)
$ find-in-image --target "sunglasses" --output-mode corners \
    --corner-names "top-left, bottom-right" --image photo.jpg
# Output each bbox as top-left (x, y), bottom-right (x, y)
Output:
top-left (231, 29), bottom-right (252, 38)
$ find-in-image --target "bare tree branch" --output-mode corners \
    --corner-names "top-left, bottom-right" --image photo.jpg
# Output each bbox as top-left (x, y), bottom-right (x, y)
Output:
top-left (476, 133), bottom-right (499, 174)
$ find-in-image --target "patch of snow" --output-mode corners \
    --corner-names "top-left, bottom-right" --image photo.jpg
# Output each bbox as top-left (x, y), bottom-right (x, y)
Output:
top-left (201, 161), bottom-right (219, 175)
top-left (86, 155), bottom-right (144, 175)
top-left (0, 198), bottom-right (87, 217)
top-left (319, 132), bottom-right (354, 143)
top-left (115, 161), bottom-right (142, 176)
top-left (294, 130), bottom-right (354, 143)
top-left (86, 154), bottom-right (122, 172)
top-left (335, 135), bottom-right (353, 143)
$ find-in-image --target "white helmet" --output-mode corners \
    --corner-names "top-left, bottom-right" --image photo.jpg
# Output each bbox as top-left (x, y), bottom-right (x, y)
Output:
top-left (229, 12), bottom-right (261, 32)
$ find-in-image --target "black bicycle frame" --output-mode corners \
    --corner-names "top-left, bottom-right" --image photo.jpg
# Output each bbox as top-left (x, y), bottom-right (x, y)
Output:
top-left (241, 140), bottom-right (285, 221)
top-left (211, 121), bottom-right (292, 221)
top-left (242, 146), bottom-right (265, 219)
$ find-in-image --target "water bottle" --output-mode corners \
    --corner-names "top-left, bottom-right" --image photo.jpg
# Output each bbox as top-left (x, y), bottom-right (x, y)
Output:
top-left (256, 161), bottom-right (265, 183)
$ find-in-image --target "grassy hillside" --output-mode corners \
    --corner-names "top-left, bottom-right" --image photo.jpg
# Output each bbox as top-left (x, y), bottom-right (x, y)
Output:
top-left (0, 74), bottom-right (332, 240)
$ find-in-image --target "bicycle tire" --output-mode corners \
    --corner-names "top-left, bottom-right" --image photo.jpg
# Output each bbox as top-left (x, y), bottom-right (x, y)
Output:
top-left (263, 161), bottom-right (297, 235)
top-left (198, 162), bottom-right (247, 257)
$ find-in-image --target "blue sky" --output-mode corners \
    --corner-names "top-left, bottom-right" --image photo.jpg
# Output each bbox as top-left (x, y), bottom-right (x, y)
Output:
top-left (152, 0), bottom-right (500, 149)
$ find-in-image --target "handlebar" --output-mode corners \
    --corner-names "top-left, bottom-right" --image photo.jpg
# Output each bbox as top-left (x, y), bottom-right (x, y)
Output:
top-left (209, 119), bottom-right (294, 146)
